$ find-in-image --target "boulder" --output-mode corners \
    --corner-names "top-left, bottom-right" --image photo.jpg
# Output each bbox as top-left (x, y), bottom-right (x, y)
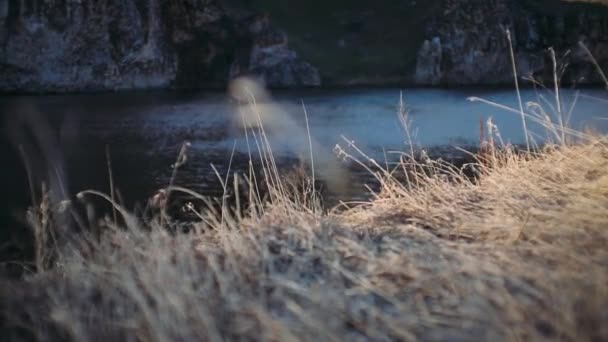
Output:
top-left (0, 0), bottom-right (178, 92)
top-left (229, 14), bottom-right (321, 88)
top-left (0, 0), bottom-right (320, 92)
top-left (415, 37), bottom-right (443, 85)
top-left (414, 0), bottom-right (608, 86)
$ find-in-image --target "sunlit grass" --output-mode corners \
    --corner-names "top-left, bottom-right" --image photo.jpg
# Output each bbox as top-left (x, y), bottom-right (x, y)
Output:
top-left (2, 54), bottom-right (608, 341)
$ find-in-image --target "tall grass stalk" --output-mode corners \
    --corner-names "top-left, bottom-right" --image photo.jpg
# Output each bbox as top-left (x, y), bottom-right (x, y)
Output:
top-left (579, 41), bottom-right (608, 90)
top-left (506, 29), bottom-right (530, 152)
top-left (4, 54), bottom-right (608, 341)
top-left (105, 145), bottom-right (118, 228)
top-left (549, 48), bottom-right (566, 143)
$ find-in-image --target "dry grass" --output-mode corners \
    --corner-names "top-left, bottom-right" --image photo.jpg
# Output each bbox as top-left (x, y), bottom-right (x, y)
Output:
top-left (2, 55), bottom-right (608, 340)
top-left (2, 123), bottom-right (608, 341)
top-left (1, 137), bottom-right (607, 341)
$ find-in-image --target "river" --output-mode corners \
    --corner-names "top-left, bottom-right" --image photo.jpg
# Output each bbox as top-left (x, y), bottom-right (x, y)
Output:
top-left (1, 87), bottom-right (607, 217)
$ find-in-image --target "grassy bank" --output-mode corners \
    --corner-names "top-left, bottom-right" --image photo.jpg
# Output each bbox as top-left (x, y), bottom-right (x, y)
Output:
top-left (2, 87), bottom-right (608, 340)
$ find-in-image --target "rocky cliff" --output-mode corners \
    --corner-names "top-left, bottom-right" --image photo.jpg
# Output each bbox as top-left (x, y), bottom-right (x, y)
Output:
top-left (228, 13), bottom-right (320, 87)
top-left (414, 0), bottom-right (608, 86)
top-left (0, 0), bottom-right (319, 92)
top-left (1, 0), bottom-right (607, 92)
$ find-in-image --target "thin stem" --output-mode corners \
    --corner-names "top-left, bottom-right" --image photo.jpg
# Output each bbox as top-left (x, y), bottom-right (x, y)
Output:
top-left (506, 29), bottom-right (530, 152)
top-left (579, 41), bottom-right (608, 90)
top-left (302, 100), bottom-right (315, 188)
top-left (106, 145), bottom-right (118, 227)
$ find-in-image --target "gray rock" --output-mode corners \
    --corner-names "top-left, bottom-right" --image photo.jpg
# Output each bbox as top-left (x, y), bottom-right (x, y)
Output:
top-left (230, 14), bottom-right (321, 87)
top-left (415, 37), bottom-right (443, 85)
top-left (0, 0), bottom-right (320, 92)
top-left (414, 0), bottom-right (608, 86)
top-left (0, 0), bottom-right (179, 92)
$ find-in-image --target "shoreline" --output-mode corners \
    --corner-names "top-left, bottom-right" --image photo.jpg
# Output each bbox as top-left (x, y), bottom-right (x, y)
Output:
top-left (2, 81), bottom-right (607, 97)
top-left (2, 136), bottom-right (607, 340)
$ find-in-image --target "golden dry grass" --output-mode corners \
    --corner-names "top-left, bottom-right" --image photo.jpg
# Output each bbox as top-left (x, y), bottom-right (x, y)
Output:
top-left (2, 131), bottom-right (608, 341)
top-left (2, 44), bottom-right (608, 340)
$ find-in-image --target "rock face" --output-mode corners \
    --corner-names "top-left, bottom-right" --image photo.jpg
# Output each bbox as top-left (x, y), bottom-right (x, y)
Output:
top-left (229, 14), bottom-right (321, 87)
top-left (414, 0), bottom-right (608, 86)
top-left (1, 0), bottom-right (175, 92)
top-left (0, 0), bottom-right (320, 92)
top-left (415, 37), bottom-right (443, 86)
top-left (1, 0), bottom-right (607, 91)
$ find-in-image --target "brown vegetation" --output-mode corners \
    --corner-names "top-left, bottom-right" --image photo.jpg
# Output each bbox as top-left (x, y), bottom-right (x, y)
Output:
top-left (2, 37), bottom-right (608, 338)
top-left (2, 95), bottom-right (608, 341)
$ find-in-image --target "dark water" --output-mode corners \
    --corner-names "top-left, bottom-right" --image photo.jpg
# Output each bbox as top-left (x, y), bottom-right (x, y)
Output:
top-left (0, 87), bottom-right (606, 271)
top-left (1, 87), bottom-right (607, 219)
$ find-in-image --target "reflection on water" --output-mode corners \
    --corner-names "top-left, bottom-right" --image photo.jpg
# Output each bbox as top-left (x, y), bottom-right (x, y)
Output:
top-left (1, 87), bottom-right (607, 211)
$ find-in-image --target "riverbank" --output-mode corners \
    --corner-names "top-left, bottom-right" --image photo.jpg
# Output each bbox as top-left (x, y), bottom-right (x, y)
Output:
top-left (3, 81), bottom-right (608, 96)
top-left (2, 128), bottom-right (607, 340)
